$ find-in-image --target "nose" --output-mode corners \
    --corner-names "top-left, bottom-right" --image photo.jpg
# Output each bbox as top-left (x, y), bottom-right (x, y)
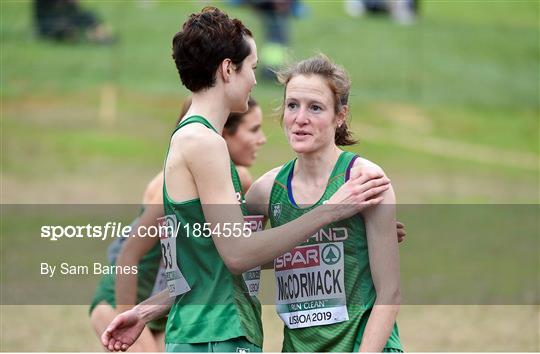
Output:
top-left (258, 131), bottom-right (267, 146)
top-left (295, 107), bottom-right (309, 125)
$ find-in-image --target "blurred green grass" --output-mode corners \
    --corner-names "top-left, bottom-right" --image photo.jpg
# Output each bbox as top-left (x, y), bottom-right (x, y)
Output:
top-left (1, 2), bottom-right (539, 351)
top-left (2, 0), bottom-right (538, 205)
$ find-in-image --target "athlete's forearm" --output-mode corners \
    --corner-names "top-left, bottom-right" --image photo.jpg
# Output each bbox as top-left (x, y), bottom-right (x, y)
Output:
top-left (133, 289), bottom-right (174, 324)
top-left (116, 201), bottom-right (163, 312)
top-left (216, 205), bottom-right (336, 274)
top-left (115, 251), bottom-right (139, 312)
top-left (358, 305), bottom-right (399, 352)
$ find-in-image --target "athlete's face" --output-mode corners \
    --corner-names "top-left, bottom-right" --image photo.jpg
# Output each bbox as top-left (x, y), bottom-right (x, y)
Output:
top-left (283, 74), bottom-right (343, 154)
top-left (228, 37), bottom-right (258, 113)
top-left (224, 106), bottom-right (266, 167)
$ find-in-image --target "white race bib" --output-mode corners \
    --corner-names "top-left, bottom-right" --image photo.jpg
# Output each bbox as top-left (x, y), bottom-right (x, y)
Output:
top-left (241, 215), bottom-right (265, 296)
top-left (274, 242), bottom-right (348, 329)
top-left (151, 258), bottom-right (167, 296)
top-left (158, 215), bottom-right (191, 297)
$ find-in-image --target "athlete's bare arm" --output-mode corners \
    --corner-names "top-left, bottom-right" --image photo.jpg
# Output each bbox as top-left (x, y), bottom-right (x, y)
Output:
top-left (175, 129), bottom-right (390, 275)
top-left (357, 163), bottom-right (400, 351)
top-left (141, 172), bottom-right (163, 205)
top-left (349, 158), bottom-right (407, 243)
top-left (245, 166), bottom-right (280, 217)
top-left (236, 165), bottom-right (254, 193)
top-left (115, 191), bottom-right (163, 313)
top-left (245, 167), bottom-right (280, 270)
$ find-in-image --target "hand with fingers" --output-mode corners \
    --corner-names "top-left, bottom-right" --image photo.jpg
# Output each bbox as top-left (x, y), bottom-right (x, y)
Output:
top-left (396, 221), bottom-right (406, 243)
top-left (101, 308), bottom-right (145, 352)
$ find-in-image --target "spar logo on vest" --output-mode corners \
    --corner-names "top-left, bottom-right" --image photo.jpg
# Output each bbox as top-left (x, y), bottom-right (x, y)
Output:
top-left (321, 244), bottom-right (341, 265)
top-left (275, 244), bottom-right (319, 271)
top-left (274, 243), bottom-right (343, 271)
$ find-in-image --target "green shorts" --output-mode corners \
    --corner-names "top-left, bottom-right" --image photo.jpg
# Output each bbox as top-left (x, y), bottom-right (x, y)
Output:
top-left (89, 274), bottom-right (116, 315)
top-left (165, 337), bottom-right (261, 353)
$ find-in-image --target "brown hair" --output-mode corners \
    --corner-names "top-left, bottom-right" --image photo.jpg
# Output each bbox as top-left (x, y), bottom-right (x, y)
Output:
top-left (224, 97), bottom-right (258, 135)
top-left (276, 54), bottom-right (357, 146)
top-left (172, 7), bottom-right (253, 92)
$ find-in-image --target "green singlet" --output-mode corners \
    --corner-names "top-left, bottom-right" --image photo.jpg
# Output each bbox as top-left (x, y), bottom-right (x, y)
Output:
top-left (162, 116), bottom-right (263, 351)
top-left (268, 151), bottom-right (403, 352)
top-left (89, 212), bottom-right (166, 331)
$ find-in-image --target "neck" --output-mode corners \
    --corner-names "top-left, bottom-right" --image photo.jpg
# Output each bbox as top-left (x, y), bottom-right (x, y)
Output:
top-left (185, 88), bottom-right (229, 134)
top-left (294, 144), bottom-right (342, 186)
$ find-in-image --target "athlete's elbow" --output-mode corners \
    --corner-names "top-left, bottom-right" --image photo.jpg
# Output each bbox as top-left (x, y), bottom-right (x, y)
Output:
top-left (222, 255), bottom-right (249, 275)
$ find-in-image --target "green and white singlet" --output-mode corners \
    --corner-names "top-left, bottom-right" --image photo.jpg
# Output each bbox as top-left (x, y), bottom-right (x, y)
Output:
top-left (161, 116), bottom-right (263, 348)
top-left (268, 151), bottom-right (403, 352)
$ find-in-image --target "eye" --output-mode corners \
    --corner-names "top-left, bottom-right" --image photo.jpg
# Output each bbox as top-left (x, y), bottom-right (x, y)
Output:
top-left (310, 104), bottom-right (322, 113)
top-left (286, 102), bottom-right (298, 110)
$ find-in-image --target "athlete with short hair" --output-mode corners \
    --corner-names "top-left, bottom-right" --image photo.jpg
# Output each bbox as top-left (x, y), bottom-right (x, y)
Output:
top-left (89, 97), bottom-right (266, 351)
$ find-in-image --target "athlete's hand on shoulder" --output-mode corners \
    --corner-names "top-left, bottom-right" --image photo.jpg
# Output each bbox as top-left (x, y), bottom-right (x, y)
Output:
top-left (101, 308), bottom-right (145, 352)
top-left (397, 221), bottom-right (406, 243)
top-left (325, 159), bottom-right (390, 220)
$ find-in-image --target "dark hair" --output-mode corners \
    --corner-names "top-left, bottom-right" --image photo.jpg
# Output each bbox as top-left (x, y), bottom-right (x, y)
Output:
top-left (224, 97), bottom-right (258, 135)
top-left (276, 54), bottom-right (357, 146)
top-left (172, 7), bottom-right (253, 92)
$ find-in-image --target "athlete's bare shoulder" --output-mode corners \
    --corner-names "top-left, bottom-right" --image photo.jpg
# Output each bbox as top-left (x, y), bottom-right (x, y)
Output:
top-left (170, 123), bottom-right (226, 156)
top-left (351, 156), bottom-right (386, 176)
top-left (165, 124), bottom-right (228, 201)
top-left (253, 166), bottom-right (282, 192)
top-left (352, 156), bottom-right (395, 205)
top-left (167, 124), bottom-right (228, 175)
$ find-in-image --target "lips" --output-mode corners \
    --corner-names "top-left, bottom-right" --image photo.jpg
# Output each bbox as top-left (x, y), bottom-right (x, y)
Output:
top-left (292, 130), bottom-right (311, 137)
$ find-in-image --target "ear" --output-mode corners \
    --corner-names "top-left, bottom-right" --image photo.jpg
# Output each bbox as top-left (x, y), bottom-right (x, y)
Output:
top-left (219, 59), bottom-right (234, 83)
top-left (336, 105), bottom-right (349, 128)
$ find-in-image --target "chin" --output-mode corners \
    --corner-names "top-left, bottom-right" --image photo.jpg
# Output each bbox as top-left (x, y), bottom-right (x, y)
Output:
top-left (234, 155), bottom-right (252, 167)
top-left (290, 142), bottom-right (315, 154)
top-left (232, 100), bottom-right (249, 113)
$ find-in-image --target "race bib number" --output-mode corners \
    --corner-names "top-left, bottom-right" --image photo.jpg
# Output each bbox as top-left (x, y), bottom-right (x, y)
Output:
top-left (158, 215), bottom-right (191, 297)
top-left (274, 242), bottom-right (348, 329)
top-left (151, 258), bottom-right (167, 296)
top-left (242, 215), bottom-right (264, 296)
